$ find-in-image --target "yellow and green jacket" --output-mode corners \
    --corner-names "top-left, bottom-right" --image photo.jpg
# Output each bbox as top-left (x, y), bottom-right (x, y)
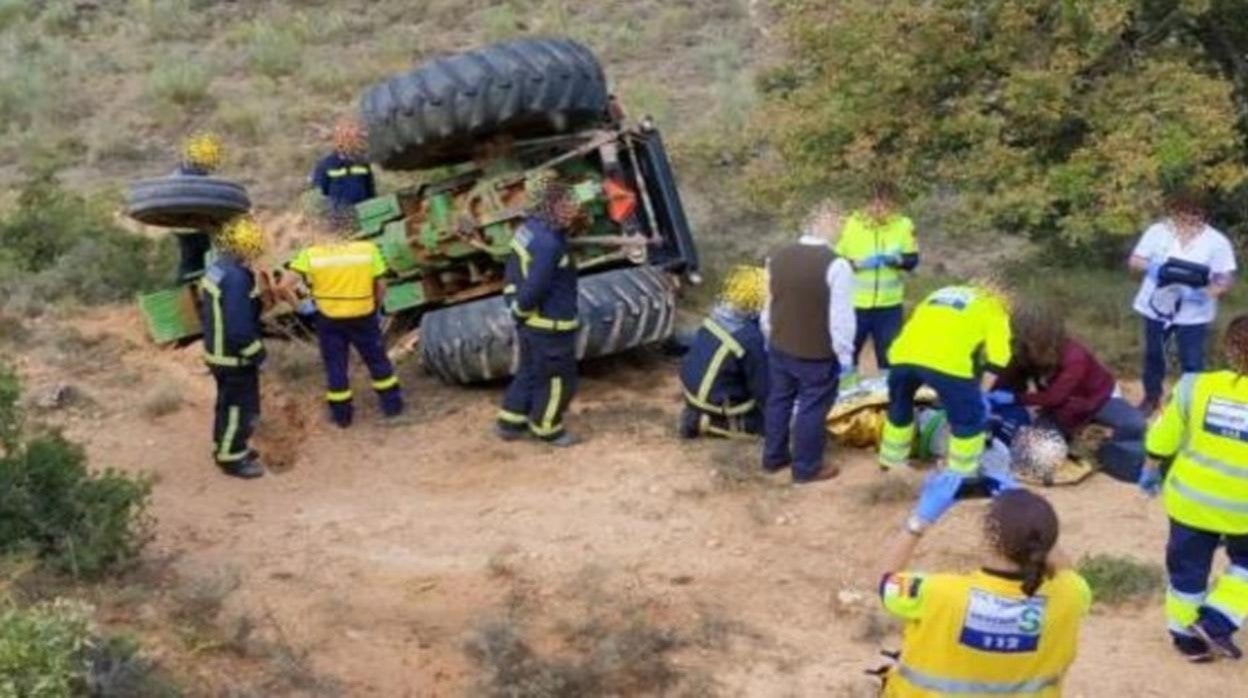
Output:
top-left (835, 211), bottom-right (919, 309)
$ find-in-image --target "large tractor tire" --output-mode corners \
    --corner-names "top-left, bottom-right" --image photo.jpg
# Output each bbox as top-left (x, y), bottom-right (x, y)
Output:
top-left (420, 266), bottom-right (676, 384)
top-left (361, 37), bottom-right (610, 171)
top-left (126, 175), bottom-right (251, 229)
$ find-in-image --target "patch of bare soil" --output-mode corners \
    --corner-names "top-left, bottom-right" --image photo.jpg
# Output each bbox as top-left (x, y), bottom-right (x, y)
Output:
top-left (21, 307), bottom-right (1248, 696)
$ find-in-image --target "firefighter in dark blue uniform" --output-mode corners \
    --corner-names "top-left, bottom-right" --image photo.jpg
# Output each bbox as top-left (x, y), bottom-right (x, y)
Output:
top-left (199, 216), bottom-right (268, 479)
top-left (309, 118), bottom-right (375, 219)
top-left (679, 266), bottom-right (770, 438)
top-left (496, 173), bottom-right (588, 447)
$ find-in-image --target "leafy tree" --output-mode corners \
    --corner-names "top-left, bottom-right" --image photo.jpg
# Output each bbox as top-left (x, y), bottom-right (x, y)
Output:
top-left (753, 0), bottom-right (1248, 260)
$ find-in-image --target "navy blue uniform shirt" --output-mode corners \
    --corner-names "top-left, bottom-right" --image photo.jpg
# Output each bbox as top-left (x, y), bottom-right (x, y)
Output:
top-left (680, 305), bottom-right (769, 410)
top-left (504, 217), bottom-right (579, 327)
top-left (310, 153), bottom-right (376, 211)
top-left (199, 255), bottom-right (265, 367)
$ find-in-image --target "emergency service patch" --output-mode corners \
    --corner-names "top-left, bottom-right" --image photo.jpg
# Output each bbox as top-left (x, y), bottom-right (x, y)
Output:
top-left (879, 573), bottom-right (926, 620)
top-left (959, 589), bottom-right (1046, 653)
top-left (1202, 397), bottom-right (1248, 442)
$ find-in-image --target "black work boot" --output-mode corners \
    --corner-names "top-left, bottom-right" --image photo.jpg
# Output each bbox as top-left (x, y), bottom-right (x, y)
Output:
top-left (1192, 619), bottom-right (1244, 660)
top-left (220, 458), bottom-right (265, 480)
top-left (677, 407), bottom-right (700, 439)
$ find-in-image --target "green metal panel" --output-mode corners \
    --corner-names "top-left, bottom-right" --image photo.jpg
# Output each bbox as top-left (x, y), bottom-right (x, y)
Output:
top-left (383, 281), bottom-right (426, 314)
top-left (137, 286), bottom-right (201, 344)
top-left (380, 220), bottom-right (418, 273)
top-left (355, 194), bottom-right (403, 236)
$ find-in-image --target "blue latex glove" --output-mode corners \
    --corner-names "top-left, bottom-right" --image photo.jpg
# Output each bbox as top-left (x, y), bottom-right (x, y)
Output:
top-left (1138, 466), bottom-right (1162, 497)
top-left (981, 392), bottom-right (994, 418)
top-left (858, 255), bottom-right (885, 271)
top-left (982, 464), bottom-right (1019, 495)
top-left (913, 471), bottom-right (964, 526)
top-left (295, 298), bottom-right (317, 316)
top-left (1145, 258), bottom-right (1164, 282)
top-left (987, 390), bottom-right (1015, 406)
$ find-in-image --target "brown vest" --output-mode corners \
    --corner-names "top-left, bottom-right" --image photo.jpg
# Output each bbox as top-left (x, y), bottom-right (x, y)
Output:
top-left (768, 242), bottom-right (835, 360)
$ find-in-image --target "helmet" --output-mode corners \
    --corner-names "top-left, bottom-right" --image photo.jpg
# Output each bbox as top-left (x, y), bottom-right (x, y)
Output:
top-left (182, 132), bottom-right (223, 172)
top-left (332, 117), bottom-right (368, 158)
top-left (216, 216), bottom-right (266, 261)
top-left (719, 265), bottom-right (766, 316)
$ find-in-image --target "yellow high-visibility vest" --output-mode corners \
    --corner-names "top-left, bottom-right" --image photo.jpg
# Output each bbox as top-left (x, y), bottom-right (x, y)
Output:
top-left (1147, 371), bottom-right (1248, 534)
top-left (881, 569), bottom-right (1091, 697)
top-left (889, 286), bottom-right (1012, 379)
top-left (835, 212), bottom-right (917, 309)
top-left (289, 241), bottom-right (387, 319)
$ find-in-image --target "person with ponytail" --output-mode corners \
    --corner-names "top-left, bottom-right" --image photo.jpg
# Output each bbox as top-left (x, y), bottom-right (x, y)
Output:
top-left (877, 474), bottom-right (1092, 696)
top-left (1142, 313), bottom-right (1248, 661)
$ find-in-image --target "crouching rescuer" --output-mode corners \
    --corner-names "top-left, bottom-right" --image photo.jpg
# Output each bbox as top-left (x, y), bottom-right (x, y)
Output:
top-left (678, 266), bottom-right (769, 439)
top-left (200, 216), bottom-right (268, 479)
top-left (496, 172), bottom-right (588, 447)
top-left (1141, 313), bottom-right (1248, 661)
top-left (289, 221), bottom-right (403, 427)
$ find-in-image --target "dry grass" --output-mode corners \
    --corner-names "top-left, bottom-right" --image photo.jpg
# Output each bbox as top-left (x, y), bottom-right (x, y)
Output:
top-left (139, 380), bottom-right (183, 419)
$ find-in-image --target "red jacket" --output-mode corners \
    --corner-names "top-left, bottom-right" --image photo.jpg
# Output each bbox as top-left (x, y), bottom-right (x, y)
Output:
top-left (1012, 339), bottom-right (1115, 434)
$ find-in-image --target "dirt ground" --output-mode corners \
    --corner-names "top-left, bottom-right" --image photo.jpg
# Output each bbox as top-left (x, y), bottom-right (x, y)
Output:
top-left (12, 308), bottom-right (1248, 696)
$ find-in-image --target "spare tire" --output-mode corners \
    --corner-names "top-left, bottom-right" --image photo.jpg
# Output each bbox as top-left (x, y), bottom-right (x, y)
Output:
top-left (361, 37), bottom-right (610, 171)
top-left (420, 265), bottom-right (676, 384)
top-left (126, 175), bottom-right (251, 229)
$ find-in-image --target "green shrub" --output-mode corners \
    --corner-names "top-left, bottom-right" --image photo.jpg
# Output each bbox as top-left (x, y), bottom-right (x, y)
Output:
top-left (0, 598), bottom-right (93, 697)
top-left (246, 22), bottom-right (302, 78)
top-left (0, 174), bottom-right (172, 308)
top-left (147, 60), bottom-right (212, 108)
top-left (0, 0), bottom-right (33, 32)
top-left (0, 364), bottom-right (153, 579)
top-left (1077, 554), bottom-right (1165, 606)
top-left (132, 0), bottom-right (198, 41)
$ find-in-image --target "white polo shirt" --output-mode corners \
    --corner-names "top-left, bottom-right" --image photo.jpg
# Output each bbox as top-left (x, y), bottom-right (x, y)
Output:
top-left (1131, 219), bottom-right (1236, 325)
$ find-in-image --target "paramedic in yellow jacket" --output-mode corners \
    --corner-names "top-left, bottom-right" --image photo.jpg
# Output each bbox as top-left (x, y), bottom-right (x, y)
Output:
top-left (835, 181), bottom-right (919, 372)
top-left (1142, 313), bottom-right (1248, 661)
top-left (289, 223), bottom-right (403, 427)
top-left (879, 283), bottom-right (1012, 475)
top-left (878, 475), bottom-right (1092, 696)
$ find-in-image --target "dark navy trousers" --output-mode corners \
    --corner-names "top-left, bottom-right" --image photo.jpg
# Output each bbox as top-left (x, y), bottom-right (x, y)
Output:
top-left (315, 314), bottom-right (402, 426)
top-left (1167, 520), bottom-right (1248, 639)
top-left (1142, 318), bottom-right (1208, 403)
top-left (853, 305), bottom-right (903, 370)
top-left (211, 366), bottom-right (259, 465)
top-left (763, 349), bottom-right (840, 480)
top-left (499, 327), bottom-right (579, 439)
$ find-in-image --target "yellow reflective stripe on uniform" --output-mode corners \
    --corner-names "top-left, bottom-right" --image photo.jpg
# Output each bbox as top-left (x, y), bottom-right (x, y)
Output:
top-left (498, 410), bottom-right (527, 425)
top-left (1207, 570), bottom-right (1248, 625)
top-left (880, 421), bottom-right (915, 468)
top-left (510, 239), bottom-right (533, 277)
top-left (326, 389), bottom-right (353, 402)
top-left (349, 166), bottom-right (370, 175)
top-left (327, 168), bottom-right (348, 177)
top-left (201, 278), bottom-right (226, 359)
top-left (218, 406), bottom-right (240, 461)
top-left (946, 433), bottom-right (983, 474)
top-left (696, 319), bottom-right (746, 407)
top-left (539, 376), bottom-right (564, 434)
top-left (1166, 586), bottom-right (1205, 634)
top-left (559, 255), bottom-right (570, 268)
top-left (896, 664), bottom-right (1059, 695)
top-left (503, 284), bottom-right (516, 295)
top-left (307, 253), bottom-right (375, 269)
top-left (683, 390), bottom-right (756, 417)
top-left (239, 340), bottom-right (263, 357)
top-left (702, 320), bottom-right (746, 357)
top-left (372, 375), bottom-right (399, 391)
top-left (1170, 475), bottom-right (1248, 513)
top-left (203, 353), bottom-right (246, 367)
top-left (524, 316), bottom-right (579, 332)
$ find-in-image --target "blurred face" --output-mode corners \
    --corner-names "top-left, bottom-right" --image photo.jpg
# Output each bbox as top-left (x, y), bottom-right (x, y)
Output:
top-left (808, 208), bottom-right (843, 243)
top-left (867, 194), bottom-right (894, 221)
top-left (553, 194), bottom-right (589, 233)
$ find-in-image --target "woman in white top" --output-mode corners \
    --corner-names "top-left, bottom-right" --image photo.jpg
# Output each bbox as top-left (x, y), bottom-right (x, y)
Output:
top-left (1128, 192), bottom-right (1236, 414)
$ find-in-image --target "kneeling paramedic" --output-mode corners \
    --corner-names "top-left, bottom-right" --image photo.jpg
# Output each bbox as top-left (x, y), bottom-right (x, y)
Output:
top-left (1141, 313), bottom-right (1248, 662)
top-left (496, 173), bottom-right (587, 446)
top-left (678, 266), bottom-right (768, 439)
top-left (199, 216), bottom-right (268, 479)
top-left (880, 283), bottom-right (1012, 476)
top-left (289, 225), bottom-right (402, 427)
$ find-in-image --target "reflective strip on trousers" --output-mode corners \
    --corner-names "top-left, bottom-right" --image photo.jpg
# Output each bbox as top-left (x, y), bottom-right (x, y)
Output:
top-left (1181, 449), bottom-right (1248, 480)
top-left (1166, 586), bottom-right (1205, 633)
top-left (897, 664), bottom-right (1059, 695)
top-left (326, 389), bottom-right (353, 403)
top-left (217, 406), bottom-right (245, 462)
top-left (531, 376), bottom-right (564, 437)
top-left (497, 410), bottom-right (527, 425)
top-left (1208, 568), bottom-right (1248, 627)
top-left (946, 432), bottom-right (984, 474)
top-left (372, 375), bottom-right (399, 391)
top-left (880, 421), bottom-right (914, 468)
top-left (684, 391), bottom-right (756, 417)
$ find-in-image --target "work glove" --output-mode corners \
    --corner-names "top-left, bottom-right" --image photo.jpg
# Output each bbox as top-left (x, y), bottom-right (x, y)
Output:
top-left (839, 367), bottom-right (859, 392)
top-left (1138, 465), bottom-right (1162, 497)
top-left (982, 460), bottom-right (1019, 495)
top-left (912, 471), bottom-right (963, 528)
top-left (882, 248), bottom-right (904, 268)
top-left (987, 390), bottom-right (1015, 406)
